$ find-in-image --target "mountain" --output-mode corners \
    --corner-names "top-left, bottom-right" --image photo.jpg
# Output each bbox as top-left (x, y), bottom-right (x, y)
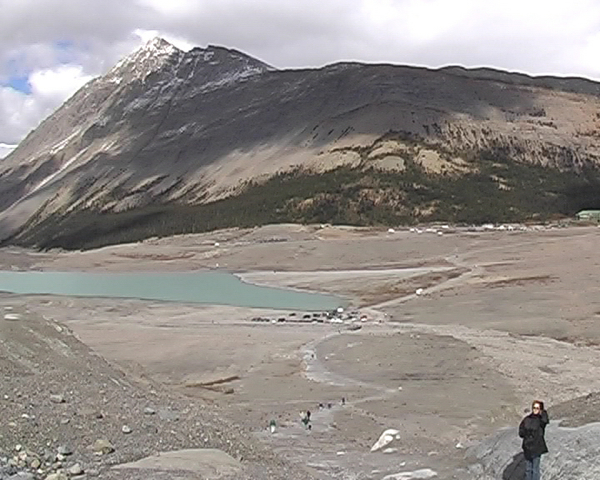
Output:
top-left (2, 38), bottom-right (600, 249)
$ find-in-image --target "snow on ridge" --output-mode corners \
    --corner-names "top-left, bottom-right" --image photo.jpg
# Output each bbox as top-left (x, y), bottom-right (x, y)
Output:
top-left (142, 37), bottom-right (179, 55)
top-left (197, 44), bottom-right (274, 72)
top-left (105, 38), bottom-right (274, 87)
top-left (107, 37), bottom-right (183, 84)
top-left (48, 129), bottom-right (81, 155)
top-left (31, 147), bottom-right (87, 194)
top-left (198, 65), bottom-right (265, 92)
top-left (113, 37), bottom-right (180, 69)
top-left (127, 38), bottom-right (180, 66)
top-left (122, 76), bottom-right (185, 114)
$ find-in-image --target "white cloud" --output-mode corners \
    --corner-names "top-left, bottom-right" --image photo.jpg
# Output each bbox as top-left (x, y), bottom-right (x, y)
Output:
top-left (578, 32), bottom-right (600, 79)
top-left (133, 29), bottom-right (194, 52)
top-left (1, 0), bottom-right (600, 148)
top-left (137, 0), bottom-right (194, 18)
top-left (29, 64), bottom-right (93, 102)
top-left (0, 64), bottom-right (93, 145)
top-left (0, 86), bottom-right (46, 144)
top-left (0, 143), bottom-right (17, 159)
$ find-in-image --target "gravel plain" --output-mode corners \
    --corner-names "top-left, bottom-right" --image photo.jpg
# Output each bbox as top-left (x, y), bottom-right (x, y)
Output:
top-left (2, 223), bottom-right (600, 479)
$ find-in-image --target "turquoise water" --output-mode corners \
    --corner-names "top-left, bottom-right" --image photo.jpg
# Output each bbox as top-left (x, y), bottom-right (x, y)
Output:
top-left (0, 270), bottom-right (343, 311)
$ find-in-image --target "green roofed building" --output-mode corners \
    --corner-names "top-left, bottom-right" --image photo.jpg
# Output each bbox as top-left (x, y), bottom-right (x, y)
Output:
top-left (576, 210), bottom-right (600, 221)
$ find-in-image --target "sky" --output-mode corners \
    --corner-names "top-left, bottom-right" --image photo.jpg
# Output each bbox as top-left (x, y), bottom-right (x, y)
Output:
top-left (1, 0), bottom-right (600, 158)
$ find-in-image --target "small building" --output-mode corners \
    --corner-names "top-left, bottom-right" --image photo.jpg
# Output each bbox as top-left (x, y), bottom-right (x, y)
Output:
top-left (576, 210), bottom-right (600, 222)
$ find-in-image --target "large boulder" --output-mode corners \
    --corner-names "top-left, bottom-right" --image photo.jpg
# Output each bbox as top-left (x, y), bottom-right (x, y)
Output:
top-left (466, 421), bottom-right (600, 479)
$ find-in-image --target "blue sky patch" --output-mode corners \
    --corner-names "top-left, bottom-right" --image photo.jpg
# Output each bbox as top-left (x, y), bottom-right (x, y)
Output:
top-left (2, 40), bottom-right (80, 94)
top-left (7, 75), bottom-right (31, 94)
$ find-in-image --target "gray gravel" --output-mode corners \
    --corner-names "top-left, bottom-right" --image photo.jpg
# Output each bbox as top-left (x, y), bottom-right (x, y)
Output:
top-left (0, 311), bottom-right (314, 480)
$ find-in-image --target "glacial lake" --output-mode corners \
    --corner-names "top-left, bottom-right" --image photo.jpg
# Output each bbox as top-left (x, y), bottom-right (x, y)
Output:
top-left (0, 270), bottom-right (344, 311)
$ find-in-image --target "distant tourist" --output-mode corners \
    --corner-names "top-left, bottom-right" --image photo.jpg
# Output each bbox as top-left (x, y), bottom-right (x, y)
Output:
top-left (269, 419), bottom-right (277, 434)
top-left (300, 410), bottom-right (311, 429)
top-left (519, 400), bottom-right (549, 480)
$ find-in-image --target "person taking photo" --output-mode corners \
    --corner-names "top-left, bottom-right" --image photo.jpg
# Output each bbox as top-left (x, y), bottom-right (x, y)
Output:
top-left (518, 400), bottom-right (549, 480)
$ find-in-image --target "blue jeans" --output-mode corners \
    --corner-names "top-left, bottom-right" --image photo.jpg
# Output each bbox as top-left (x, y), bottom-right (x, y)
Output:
top-left (525, 455), bottom-right (541, 480)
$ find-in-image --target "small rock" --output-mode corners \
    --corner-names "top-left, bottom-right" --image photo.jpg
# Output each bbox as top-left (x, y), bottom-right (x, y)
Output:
top-left (143, 407), bottom-right (156, 415)
top-left (56, 453), bottom-right (65, 462)
top-left (14, 445), bottom-right (22, 452)
top-left (67, 463), bottom-right (83, 475)
top-left (91, 439), bottom-right (114, 455)
top-left (11, 472), bottom-right (35, 480)
top-left (45, 473), bottom-right (68, 480)
top-left (121, 425), bottom-right (132, 434)
top-left (57, 446), bottom-right (72, 456)
top-left (49, 395), bottom-right (65, 404)
top-left (30, 458), bottom-right (41, 469)
top-left (157, 408), bottom-right (179, 421)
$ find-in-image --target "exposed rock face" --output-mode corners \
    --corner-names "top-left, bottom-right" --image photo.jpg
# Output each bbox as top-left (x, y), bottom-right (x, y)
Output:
top-left (2, 37), bottom-right (600, 244)
top-left (0, 38), bottom-right (274, 239)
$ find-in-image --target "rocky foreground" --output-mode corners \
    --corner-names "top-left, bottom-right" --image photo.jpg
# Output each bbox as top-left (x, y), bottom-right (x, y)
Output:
top-left (0, 306), bottom-right (312, 480)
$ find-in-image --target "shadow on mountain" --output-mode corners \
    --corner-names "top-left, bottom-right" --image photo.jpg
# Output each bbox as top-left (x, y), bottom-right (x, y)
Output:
top-left (5, 42), bottom-right (600, 248)
top-left (113, 63), bottom-right (543, 172)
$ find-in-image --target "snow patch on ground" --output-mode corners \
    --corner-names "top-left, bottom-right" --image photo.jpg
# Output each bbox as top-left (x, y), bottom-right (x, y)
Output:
top-left (49, 129), bottom-right (81, 155)
top-left (381, 468), bottom-right (437, 480)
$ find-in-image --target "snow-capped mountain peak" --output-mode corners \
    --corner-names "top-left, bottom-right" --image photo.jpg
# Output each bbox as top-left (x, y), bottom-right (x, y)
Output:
top-left (107, 37), bottom-right (184, 84)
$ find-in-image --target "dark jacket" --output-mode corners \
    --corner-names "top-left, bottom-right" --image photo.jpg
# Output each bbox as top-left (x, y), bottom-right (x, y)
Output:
top-left (519, 410), bottom-right (549, 459)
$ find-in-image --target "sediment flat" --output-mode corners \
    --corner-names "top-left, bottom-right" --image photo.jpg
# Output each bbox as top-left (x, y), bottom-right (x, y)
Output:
top-left (2, 223), bottom-right (599, 479)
